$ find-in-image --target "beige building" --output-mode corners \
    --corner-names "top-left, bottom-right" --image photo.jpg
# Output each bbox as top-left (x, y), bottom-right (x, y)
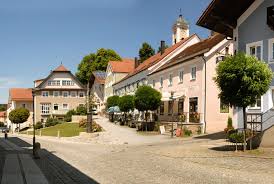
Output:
top-left (7, 88), bottom-right (33, 131)
top-left (90, 71), bottom-right (106, 113)
top-left (148, 34), bottom-right (233, 133)
top-left (104, 58), bottom-right (134, 102)
top-left (33, 64), bottom-right (86, 123)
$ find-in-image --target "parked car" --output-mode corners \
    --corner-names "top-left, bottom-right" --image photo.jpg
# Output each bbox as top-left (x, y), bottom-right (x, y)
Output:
top-left (92, 109), bottom-right (98, 115)
top-left (0, 127), bottom-right (9, 133)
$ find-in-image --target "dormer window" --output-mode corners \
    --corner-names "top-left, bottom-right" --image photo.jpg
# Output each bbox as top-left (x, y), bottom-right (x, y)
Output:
top-left (267, 6), bottom-right (274, 31)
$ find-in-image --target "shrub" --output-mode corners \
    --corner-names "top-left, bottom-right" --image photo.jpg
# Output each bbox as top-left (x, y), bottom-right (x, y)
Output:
top-left (64, 109), bottom-right (76, 122)
top-left (228, 132), bottom-right (244, 143)
top-left (224, 116), bottom-right (234, 133)
top-left (183, 127), bottom-right (192, 137)
top-left (78, 119), bottom-right (103, 132)
top-left (45, 118), bottom-right (62, 127)
top-left (35, 122), bottom-right (43, 129)
top-left (76, 106), bottom-right (87, 115)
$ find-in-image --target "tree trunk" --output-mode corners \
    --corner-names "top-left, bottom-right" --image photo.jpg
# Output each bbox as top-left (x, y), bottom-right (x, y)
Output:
top-left (242, 107), bottom-right (247, 151)
top-left (86, 81), bottom-right (92, 133)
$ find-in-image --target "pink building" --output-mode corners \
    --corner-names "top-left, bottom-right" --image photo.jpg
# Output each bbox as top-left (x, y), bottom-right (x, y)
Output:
top-left (148, 34), bottom-right (233, 133)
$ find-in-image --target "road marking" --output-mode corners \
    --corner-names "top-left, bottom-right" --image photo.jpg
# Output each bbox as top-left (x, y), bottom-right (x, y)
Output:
top-left (1, 154), bottom-right (24, 184)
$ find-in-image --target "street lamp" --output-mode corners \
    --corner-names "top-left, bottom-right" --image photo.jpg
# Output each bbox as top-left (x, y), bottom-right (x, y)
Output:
top-left (32, 89), bottom-right (36, 157)
top-left (169, 91), bottom-right (175, 138)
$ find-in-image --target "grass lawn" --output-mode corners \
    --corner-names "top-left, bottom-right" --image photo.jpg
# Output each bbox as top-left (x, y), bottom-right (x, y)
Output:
top-left (22, 123), bottom-right (85, 137)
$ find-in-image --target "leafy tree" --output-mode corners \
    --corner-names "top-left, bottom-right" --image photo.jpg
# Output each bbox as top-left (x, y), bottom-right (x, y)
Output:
top-left (139, 42), bottom-right (155, 62)
top-left (118, 95), bottom-right (134, 123)
top-left (214, 52), bottom-right (272, 150)
top-left (64, 109), bottom-right (76, 122)
top-left (134, 86), bottom-right (161, 130)
top-left (157, 44), bottom-right (169, 53)
top-left (76, 106), bottom-right (87, 115)
top-left (107, 96), bottom-right (120, 109)
top-left (9, 108), bottom-right (30, 131)
top-left (76, 48), bottom-right (121, 133)
top-left (0, 105), bottom-right (6, 111)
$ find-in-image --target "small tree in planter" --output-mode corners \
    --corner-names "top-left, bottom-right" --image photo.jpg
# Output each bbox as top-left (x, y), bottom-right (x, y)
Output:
top-left (118, 95), bottom-right (134, 125)
top-left (134, 86), bottom-right (162, 131)
top-left (9, 108), bottom-right (30, 132)
top-left (214, 52), bottom-right (272, 151)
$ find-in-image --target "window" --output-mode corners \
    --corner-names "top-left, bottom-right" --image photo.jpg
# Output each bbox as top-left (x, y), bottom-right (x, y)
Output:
top-left (53, 91), bottom-right (59, 97)
top-left (53, 104), bottom-right (59, 111)
top-left (48, 80), bottom-right (61, 86)
top-left (179, 70), bottom-right (184, 83)
top-left (268, 38), bottom-right (274, 62)
top-left (41, 103), bottom-right (50, 114)
top-left (160, 77), bottom-right (163, 88)
top-left (168, 74), bottom-right (173, 86)
top-left (42, 91), bottom-right (49, 97)
top-left (250, 97), bottom-right (261, 109)
top-left (178, 99), bottom-right (184, 115)
top-left (22, 104), bottom-right (26, 108)
top-left (220, 98), bottom-right (229, 113)
top-left (79, 92), bottom-right (84, 98)
top-left (267, 6), bottom-right (274, 30)
top-left (168, 101), bottom-right (173, 115)
top-left (63, 91), bottom-right (69, 98)
top-left (62, 80), bottom-right (74, 86)
top-left (160, 102), bottom-right (164, 115)
top-left (191, 66), bottom-right (196, 80)
top-left (71, 91), bottom-right (77, 98)
top-left (63, 104), bottom-right (69, 110)
top-left (246, 41), bottom-right (263, 60)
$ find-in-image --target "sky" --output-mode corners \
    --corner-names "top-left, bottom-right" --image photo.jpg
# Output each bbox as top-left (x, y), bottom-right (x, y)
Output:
top-left (0, 0), bottom-right (211, 103)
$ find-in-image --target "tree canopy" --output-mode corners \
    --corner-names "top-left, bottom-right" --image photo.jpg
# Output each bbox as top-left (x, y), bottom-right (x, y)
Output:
top-left (214, 52), bottom-right (273, 108)
top-left (139, 42), bottom-right (155, 62)
top-left (134, 86), bottom-right (162, 112)
top-left (9, 108), bottom-right (30, 124)
top-left (118, 95), bottom-right (134, 113)
top-left (76, 48), bottom-right (121, 85)
top-left (107, 96), bottom-right (120, 109)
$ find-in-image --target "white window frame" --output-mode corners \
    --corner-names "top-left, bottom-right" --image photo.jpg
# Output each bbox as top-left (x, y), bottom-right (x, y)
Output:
top-left (53, 91), bottom-right (59, 97)
top-left (79, 92), bottom-right (85, 98)
top-left (246, 41), bottom-right (263, 61)
top-left (70, 91), bottom-right (77, 98)
top-left (160, 76), bottom-right (163, 88)
top-left (190, 66), bottom-right (196, 80)
top-left (268, 38), bottom-right (274, 63)
top-left (179, 69), bottom-right (184, 83)
top-left (62, 103), bottom-right (69, 110)
top-left (168, 73), bottom-right (173, 86)
top-left (62, 91), bottom-right (69, 98)
top-left (41, 103), bottom-right (50, 114)
top-left (248, 96), bottom-right (262, 110)
top-left (42, 91), bottom-right (49, 97)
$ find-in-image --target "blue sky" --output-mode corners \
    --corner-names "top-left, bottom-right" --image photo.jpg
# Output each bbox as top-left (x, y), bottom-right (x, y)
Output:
top-left (0, 0), bottom-right (210, 103)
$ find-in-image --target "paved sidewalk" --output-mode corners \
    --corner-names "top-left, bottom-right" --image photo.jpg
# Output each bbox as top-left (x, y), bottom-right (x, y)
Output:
top-left (0, 137), bottom-right (48, 184)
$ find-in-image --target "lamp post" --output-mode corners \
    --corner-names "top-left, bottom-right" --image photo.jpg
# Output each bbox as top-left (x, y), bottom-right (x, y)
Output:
top-left (169, 92), bottom-right (175, 138)
top-left (32, 89), bottom-right (36, 157)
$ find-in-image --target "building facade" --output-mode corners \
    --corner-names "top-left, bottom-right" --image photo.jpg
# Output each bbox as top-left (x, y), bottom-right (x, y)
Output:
top-left (7, 88), bottom-right (33, 131)
top-left (90, 71), bottom-right (106, 113)
top-left (197, 0), bottom-right (274, 130)
top-left (149, 34), bottom-right (233, 133)
top-left (104, 58), bottom-right (134, 102)
top-left (33, 65), bottom-right (86, 123)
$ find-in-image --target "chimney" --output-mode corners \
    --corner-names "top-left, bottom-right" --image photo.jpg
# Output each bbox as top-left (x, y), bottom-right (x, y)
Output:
top-left (160, 40), bottom-right (165, 55)
top-left (134, 57), bottom-right (139, 68)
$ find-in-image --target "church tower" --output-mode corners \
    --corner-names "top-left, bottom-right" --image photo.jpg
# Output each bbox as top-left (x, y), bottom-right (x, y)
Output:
top-left (172, 14), bottom-right (189, 45)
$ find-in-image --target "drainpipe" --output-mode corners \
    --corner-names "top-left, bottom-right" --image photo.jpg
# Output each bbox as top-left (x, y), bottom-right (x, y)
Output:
top-left (202, 56), bottom-right (207, 133)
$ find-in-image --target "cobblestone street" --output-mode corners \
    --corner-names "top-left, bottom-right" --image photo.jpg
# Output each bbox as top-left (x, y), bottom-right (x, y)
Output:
top-left (5, 116), bottom-right (274, 184)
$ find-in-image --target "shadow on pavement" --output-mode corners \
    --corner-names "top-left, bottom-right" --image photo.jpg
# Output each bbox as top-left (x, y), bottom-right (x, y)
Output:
top-left (194, 131), bottom-right (226, 140)
top-left (8, 137), bottom-right (99, 184)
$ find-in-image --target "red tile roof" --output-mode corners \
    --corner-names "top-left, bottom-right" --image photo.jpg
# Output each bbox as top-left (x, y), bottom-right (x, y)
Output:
top-left (0, 111), bottom-right (6, 118)
top-left (109, 58), bottom-right (135, 73)
top-left (115, 34), bottom-right (197, 85)
top-left (9, 88), bottom-right (33, 102)
top-left (152, 33), bottom-right (226, 74)
top-left (53, 64), bottom-right (69, 72)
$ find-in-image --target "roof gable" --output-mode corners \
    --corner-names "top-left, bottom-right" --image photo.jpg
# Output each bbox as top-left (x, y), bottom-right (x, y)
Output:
top-left (9, 88), bottom-right (33, 102)
top-left (108, 58), bottom-right (135, 73)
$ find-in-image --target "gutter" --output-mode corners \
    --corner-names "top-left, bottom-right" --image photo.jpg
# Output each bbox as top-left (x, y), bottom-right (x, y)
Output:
top-left (202, 56), bottom-right (207, 133)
